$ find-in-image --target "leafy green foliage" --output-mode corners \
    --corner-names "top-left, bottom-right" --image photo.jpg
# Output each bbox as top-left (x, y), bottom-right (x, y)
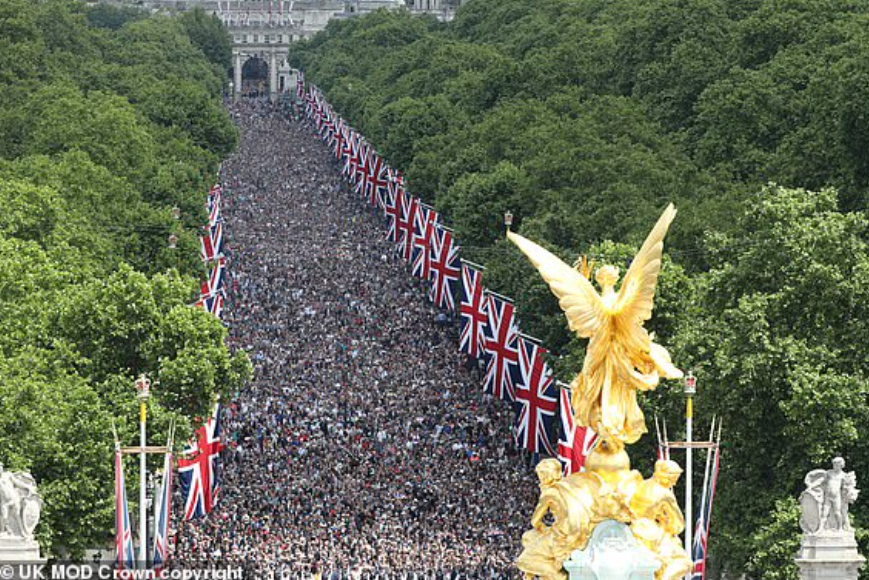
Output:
top-left (289, 4), bottom-right (869, 577)
top-left (0, 0), bottom-right (249, 557)
top-left (180, 7), bottom-right (232, 71)
top-left (745, 498), bottom-right (801, 580)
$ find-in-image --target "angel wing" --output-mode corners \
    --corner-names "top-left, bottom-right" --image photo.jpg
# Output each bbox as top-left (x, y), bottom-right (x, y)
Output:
top-left (614, 204), bottom-right (677, 326)
top-left (506, 231), bottom-right (604, 338)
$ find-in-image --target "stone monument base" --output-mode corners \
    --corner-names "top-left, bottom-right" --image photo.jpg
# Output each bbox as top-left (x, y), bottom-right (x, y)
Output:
top-left (564, 520), bottom-right (660, 580)
top-left (796, 531), bottom-right (866, 580)
top-left (0, 536), bottom-right (43, 562)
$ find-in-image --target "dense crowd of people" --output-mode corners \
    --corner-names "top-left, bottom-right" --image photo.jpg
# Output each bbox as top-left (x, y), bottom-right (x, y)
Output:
top-left (174, 100), bottom-right (536, 579)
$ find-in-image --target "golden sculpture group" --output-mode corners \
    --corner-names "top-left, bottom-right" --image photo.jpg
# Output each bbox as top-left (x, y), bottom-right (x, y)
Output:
top-left (508, 204), bottom-right (692, 580)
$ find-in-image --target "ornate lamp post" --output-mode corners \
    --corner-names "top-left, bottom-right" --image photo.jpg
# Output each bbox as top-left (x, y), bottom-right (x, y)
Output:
top-left (683, 370), bottom-right (697, 577)
top-left (504, 210), bottom-right (514, 231)
top-left (135, 374), bottom-right (151, 567)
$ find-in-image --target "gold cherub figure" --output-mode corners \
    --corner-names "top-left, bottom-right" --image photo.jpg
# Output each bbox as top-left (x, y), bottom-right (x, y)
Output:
top-left (507, 204), bottom-right (683, 444)
top-left (629, 460), bottom-right (693, 580)
top-left (515, 459), bottom-right (602, 580)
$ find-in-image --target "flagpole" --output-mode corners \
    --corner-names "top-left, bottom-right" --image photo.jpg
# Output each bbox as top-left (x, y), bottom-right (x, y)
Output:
top-left (695, 416), bottom-right (715, 577)
top-left (684, 372), bottom-right (697, 580)
top-left (135, 374), bottom-right (152, 568)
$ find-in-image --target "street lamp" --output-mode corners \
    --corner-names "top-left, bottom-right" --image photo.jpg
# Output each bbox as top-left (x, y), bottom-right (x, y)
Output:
top-left (167, 234), bottom-right (178, 250)
top-left (504, 210), bottom-right (514, 230)
top-left (134, 374), bottom-right (151, 567)
top-left (684, 370), bottom-right (697, 396)
top-left (171, 206), bottom-right (181, 220)
top-left (683, 369), bottom-right (697, 577)
top-left (135, 373), bottom-right (151, 402)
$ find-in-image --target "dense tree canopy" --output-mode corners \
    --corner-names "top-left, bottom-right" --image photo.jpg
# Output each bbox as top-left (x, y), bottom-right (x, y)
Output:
top-left (0, 0), bottom-right (249, 557)
top-left (289, 3), bottom-right (869, 577)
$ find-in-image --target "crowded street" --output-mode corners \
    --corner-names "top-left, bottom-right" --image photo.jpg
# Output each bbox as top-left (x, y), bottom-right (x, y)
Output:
top-left (174, 101), bottom-right (536, 579)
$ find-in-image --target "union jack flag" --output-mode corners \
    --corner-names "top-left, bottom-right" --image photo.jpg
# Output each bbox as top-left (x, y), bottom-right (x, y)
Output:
top-left (411, 205), bottom-right (438, 279)
top-left (178, 403), bottom-right (224, 520)
top-left (481, 295), bottom-right (520, 401)
top-left (344, 133), bottom-right (362, 180)
top-left (428, 225), bottom-right (461, 310)
top-left (364, 153), bottom-right (389, 209)
top-left (352, 141), bottom-right (370, 192)
top-left (152, 444), bottom-right (173, 574)
top-left (208, 200), bottom-right (221, 229)
top-left (381, 166), bottom-right (401, 214)
top-left (557, 386), bottom-right (598, 475)
top-left (331, 120), bottom-right (347, 160)
top-left (692, 430), bottom-right (721, 579)
top-left (397, 194), bottom-right (419, 261)
top-left (206, 184), bottom-right (221, 212)
top-left (200, 256), bottom-right (227, 299)
top-left (114, 450), bottom-right (134, 570)
top-left (200, 222), bottom-right (223, 262)
top-left (384, 184), bottom-right (404, 243)
top-left (312, 93), bottom-right (327, 133)
top-left (459, 263), bottom-right (487, 357)
top-left (305, 86), bottom-right (316, 119)
top-left (340, 130), bottom-right (355, 175)
top-left (512, 338), bottom-right (558, 454)
top-left (195, 289), bottom-right (224, 319)
top-left (320, 109), bottom-right (336, 143)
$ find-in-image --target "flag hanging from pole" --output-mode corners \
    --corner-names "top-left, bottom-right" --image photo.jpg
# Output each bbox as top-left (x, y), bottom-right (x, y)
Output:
top-left (152, 443), bottom-right (174, 574)
top-left (458, 263), bottom-right (487, 358)
top-left (411, 204), bottom-right (438, 280)
top-left (428, 225), bottom-right (461, 310)
top-left (692, 424), bottom-right (721, 580)
top-left (114, 450), bottom-right (135, 570)
top-left (556, 386), bottom-right (598, 475)
top-left (178, 403), bottom-right (224, 520)
top-left (200, 222), bottom-right (223, 262)
top-left (511, 337), bottom-right (557, 454)
top-left (481, 294), bottom-right (520, 401)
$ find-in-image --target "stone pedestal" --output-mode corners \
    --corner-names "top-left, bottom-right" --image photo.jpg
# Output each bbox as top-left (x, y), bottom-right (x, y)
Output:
top-left (796, 531), bottom-right (865, 580)
top-left (0, 536), bottom-right (43, 562)
top-left (564, 521), bottom-right (660, 580)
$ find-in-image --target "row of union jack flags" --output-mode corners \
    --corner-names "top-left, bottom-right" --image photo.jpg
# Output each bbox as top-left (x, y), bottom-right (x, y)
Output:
top-left (301, 79), bottom-right (597, 475)
top-left (190, 182), bottom-right (228, 520)
top-left (114, 184), bottom-right (230, 571)
top-left (197, 184), bottom-right (227, 319)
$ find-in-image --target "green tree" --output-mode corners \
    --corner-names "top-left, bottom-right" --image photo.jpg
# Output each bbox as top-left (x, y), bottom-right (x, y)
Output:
top-left (0, 0), bottom-right (246, 555)
top-left (673, 185), bottom-right (869, 575)
top-left (180, 7), bottom-right (232, 71)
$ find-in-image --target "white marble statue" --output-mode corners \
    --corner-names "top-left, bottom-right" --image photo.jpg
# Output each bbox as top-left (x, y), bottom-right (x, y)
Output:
top-left (799, 457), bottom-right (859, 535)
top-left (0, 463), bottom-right (42, 540)
top-left (795, 457), bottom-right (865, 580)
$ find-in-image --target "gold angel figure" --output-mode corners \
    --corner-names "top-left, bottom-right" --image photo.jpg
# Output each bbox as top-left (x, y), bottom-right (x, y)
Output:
top-left (507, 204), bottom-right (683, 444)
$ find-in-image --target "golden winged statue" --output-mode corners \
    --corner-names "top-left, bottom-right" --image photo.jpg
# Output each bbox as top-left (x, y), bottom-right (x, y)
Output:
top-left (507, 204), bottom-right (682, 444)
